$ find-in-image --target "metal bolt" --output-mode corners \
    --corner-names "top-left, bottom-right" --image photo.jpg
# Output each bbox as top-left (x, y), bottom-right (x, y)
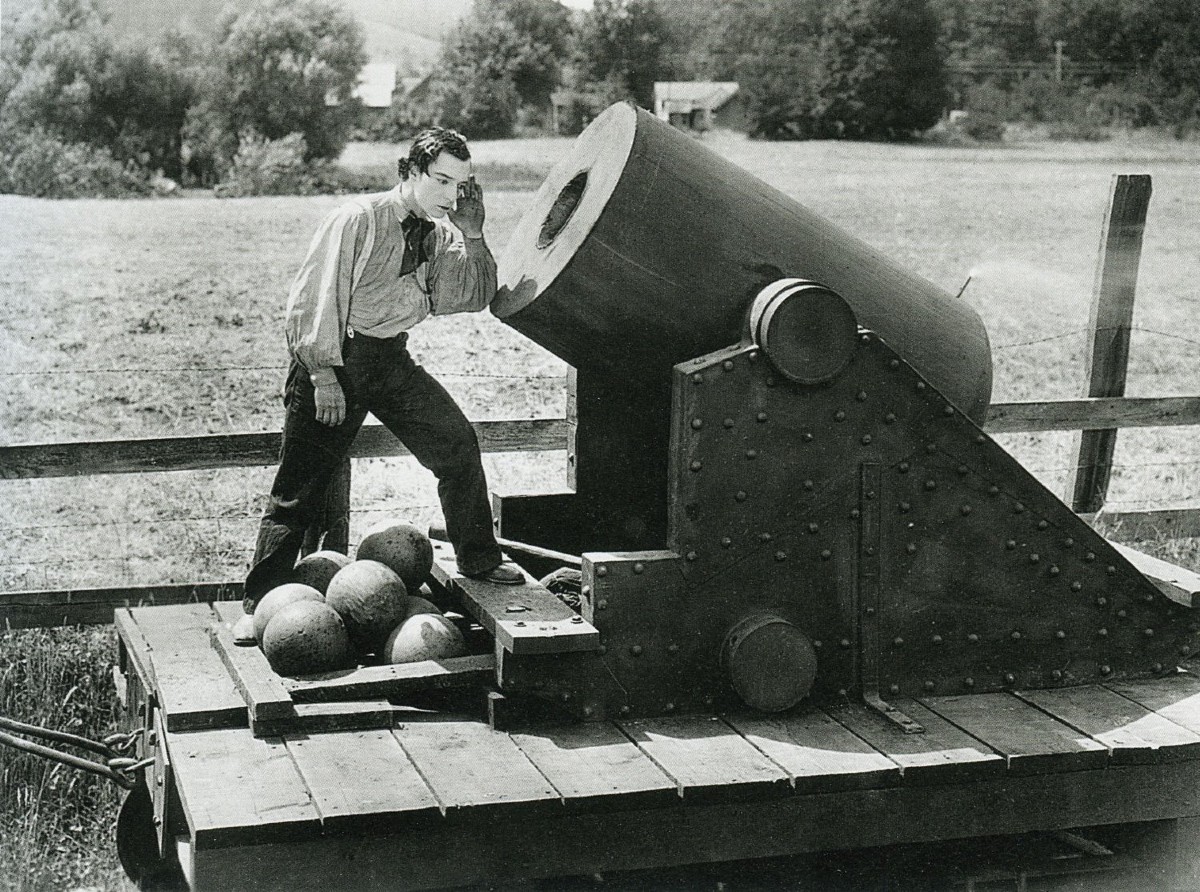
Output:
top-left (803, 480), bottom-right (814, 490)
top-left (889, 684), bottom-right (900, 695)
top-left (1107, 565), bottom-right (1117, 576)
top-left (1056, 630), bottom-right (1066, 639)
top-left (1144, 628), bottom-right (1155, 637)
top-left (774, 551), bottom-right (787, 561)
top-left (865, 606), bottom-right (876, 615)
top-left (1183, 645), bottom-right (1192, 656)
top-left (582, 706), bottom-right (594, 718)
top-left (1038, 520), bottom-right (1049, 530)
top-left (857, 391), bottom-right (868, 402)
top-left (1029, 553), bottom-right (1040, 563)
top-left (757, 412), bottom-right (768, 423)
top-left (916, 381), bottom-right (926, 391)
top-left (746, 449), bottom-right (758, 459)
top-left (597, 565), bottom-right (608, 577)
top-left (1049, 566), bottom-right (1060, 576)
top-left (1004, 673), bottom-right (1016, 685)
top-left (748, 351), bottom-right (758, 361)
top-left (925, 479), bottom-right (937, 491)
top-left (840, 638), bottom-right (851, 649)
top-left (1011, 631), bottom-right (1022, 641)
top-left (820, 549), bottom-right (832, 560)
top-left (803, 432), bottom-right (814, 442)
top-left (906, 543), bottom-right (917, 554)
top-left (620, 705), bottom-right (630, 716)
top-left (968, 633), bottom-right (979, 643)
top-left (690, 460), bottom-right (702, 472)
top-left (633, 562), bottom-right (645, 574)
top-left (850, 508), bottom-right (861, 519)
top-left (988, 485), bottom-right (1000, 496)
top-left (686, 551), bottom-right (698, 562)
top-left (1100, 665), bottom-right (1112, 676)
top-left (899, 501), bottom-right (911, 513)
top-left (561, 692), bottom-right (570, 704)
top-left (1118, 609), bottom-right (1127, 619)
top-left (724, 418), bottom-right (735, 429)
top-left (813, 639), bottom-right (823, 648)
top-left (631, 645), bottom-right (643, 656)
top-left (691, 418), bottom-right (703, 430)
top-left (668, 643), bottom-right (679, 653)
top-left (926, 443), bottom-right (938, 455)
top-left (1072, 581), bottom-right (1083, 591)
top-left (1005, 540), bottom-right (1017, 550)
top-left (582, 585), bottom-right (591, 596)
top-left (890, 359), bottom-right (900, 370)
top-left (976, 434), bottom-right (987, 444)
top-left (932, 635), bottom-right (943, 645)
top-left (720, 537), bottom-right (732, 548)
top-left (924, 681), bottom-right (935, 692)
top-left (885, 413), bottom-right (897, 424)
top-left (835, 410), bottom-right (846, 422)
top-left (692, 373), bottom-right (703, 384)
top-left (760, 532), bottom-right (772, 542)
top-left (736, 490), bottom-right (747, 502)
top-left (1052, 670), bottom-right (1063, 680)
top-left (1085, 551), bottom-right (1096, 562)
top-left (571, 616), bottom-right (584, 624)
top-left (898, 462), bottom-right (910, 473)
top-left (1096, 596), bottom-right (1107, 607)
top-left (943, 405), bottom-right (955, 416)
top-left (964, 677), bottom-right (975, 687)
top-left (808, 522), bottom-right (819, 534)
top-left (722, 360), bottom-right (734, 372)
top-left (1152, 663), bottom-right (1164, 674)
top-left (516, 621), bottom-right (526, 627)
top-left (893, 637), bottom-right (904, 647)
top-left (961, 505), bottom-right (972, 515)
top-left (1064, 537), bottom-right (1075, 547)
top-left (597, 599), bottom-right (608, 611)
top-left (664, 702), bottom-right (676, 712)
top-left (1014, 502), bottom-right (1026, 514)
top-left (861, 434), bottom-right (872, 445)
top-left (1098, 627), bottom-right (1108, 637)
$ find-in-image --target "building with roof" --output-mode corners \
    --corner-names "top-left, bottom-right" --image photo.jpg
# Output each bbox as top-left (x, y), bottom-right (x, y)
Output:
top-left (653, 81), bottom-right (745, 132)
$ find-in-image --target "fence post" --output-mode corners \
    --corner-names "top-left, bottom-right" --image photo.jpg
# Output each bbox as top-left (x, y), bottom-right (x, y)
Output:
top-left (1069, 174), bottom-right (1152, 514)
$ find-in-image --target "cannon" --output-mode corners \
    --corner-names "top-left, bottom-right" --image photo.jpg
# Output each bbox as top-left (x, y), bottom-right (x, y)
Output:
top-left (480, 102), bottom-right (1197, 724)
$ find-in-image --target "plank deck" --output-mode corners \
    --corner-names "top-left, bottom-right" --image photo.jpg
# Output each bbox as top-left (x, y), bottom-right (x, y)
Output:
top-left (727, 708), bottom-right (901, 793)
top-left (829, 698), bottom-right (1004, 785)
top-left (209, 600), bottom-right (296, 731)
top-left (618, 715), bottom-right (791, 804)
top-left (511, 721), bottom-right (678, 811)
top-left (923, 692), bottom-right (1109, 775)
top-left (1018, 684), bottom-right (1200, 765)
top-left (284, 729), bottom-right (441, 832)
top-left (131, 604), bottom-right (244, 731)
top-left (1108, 674), bottom-right (1200, 736)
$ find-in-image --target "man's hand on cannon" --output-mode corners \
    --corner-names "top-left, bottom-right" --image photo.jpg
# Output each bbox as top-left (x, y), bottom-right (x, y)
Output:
top-left (449, 175), bottom-right (485, 239)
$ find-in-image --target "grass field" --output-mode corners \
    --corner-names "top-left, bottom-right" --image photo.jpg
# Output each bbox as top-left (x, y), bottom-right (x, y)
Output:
top-left (2, 131), bottom-right (1199, 889)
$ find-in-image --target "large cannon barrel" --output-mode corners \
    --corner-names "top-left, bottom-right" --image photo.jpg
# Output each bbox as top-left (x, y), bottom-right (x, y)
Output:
top-left (493, 102), bottom-right (993, 422)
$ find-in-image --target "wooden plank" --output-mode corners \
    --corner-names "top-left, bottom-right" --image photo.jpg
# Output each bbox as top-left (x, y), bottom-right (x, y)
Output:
top-left (115, 606), bottom-right (158, 693)
top-left (510, 721), bottom-right (677, 811)
top-left (0, 582), bottom-right (242, 630)
top-left (923, 692), bottom-right (1108, 775)
top-left (394, 719), bottom-right (561, 818)
top-left (0, 418), bottom-right (568, 479)
top-left (829, 699), bottom-right (1003, 785)
top-left (985, 396), bottom-right (1200, 433)
top-left (1085, 508), bottom-right (1200, 542)
top-left (282, 654), bottom-right (496, 703)
top-left (1017, 685), bottom-right (1200, 765)
top-left (283, 729), bottom-right (441, 831)
top-left (131, 604), bottom-right (245, 732)
top-left (429, 540), bottom-right (599, 655)
top-left (727, 708), bottom-right (901, 793)
top-left (1109, 542), bottom-right (1200, 608)
top-left (190, 759), bottom-right (1200, 892)
top-left (618, 715), bottom-right (791, 804)
top-left (1109, 674), bottom-right (1200, 736)
top-left (1070, 173), bottom-right (1152, 513)
top-left (169, 727), bottom-right (321, 848)
top-left (258, 701), bottom-right (397, 736)
top-left (209, 600), bottom-right (297, 730)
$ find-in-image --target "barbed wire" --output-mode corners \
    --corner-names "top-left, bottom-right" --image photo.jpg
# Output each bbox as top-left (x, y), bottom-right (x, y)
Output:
top-left (993, 326), bottom-right (1200, 352)
top-left (0, 366), bottom-right (564, 381)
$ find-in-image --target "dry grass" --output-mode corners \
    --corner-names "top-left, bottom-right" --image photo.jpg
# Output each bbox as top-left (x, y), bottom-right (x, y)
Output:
top-left (1, 132), bottom-right (1199, 889)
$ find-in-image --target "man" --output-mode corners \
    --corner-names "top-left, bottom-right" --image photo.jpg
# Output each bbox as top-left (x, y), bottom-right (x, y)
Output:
top-left (239, 127), bottom-right (522, 640)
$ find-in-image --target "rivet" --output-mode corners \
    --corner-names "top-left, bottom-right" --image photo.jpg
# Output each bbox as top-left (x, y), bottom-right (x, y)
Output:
top-left (857, 391), bottom-right (868, 402)
top-left (961, 505), bottom-right (972, 516)
top-left (893, 637), bottom-right (904, 647)
top-left (861, 434), bottom-right (872, 445)
top-left (1182, 645), bottom-right (1192, 656)
top-left (1055, 630), bottom-right (1066, 639)
top-left (924, 681), bottom-right (935, 692)
top-left (898, 462), bottom-right (910, 473)
top-left (704, 696), bottom-right (714, 706)
top-left (820, 549), bottom-right (832, 560)
top-left (932, 634), bottom-right (943, 645)
top-left (582, 585), bottom-right (592, 597)
top-left (957, 465), bottom-right (969, 475)
top-left (774, 551), bottom-right (787, 561)
top-left (735, 491), bottom-right (747, 502)
top-left (561, 692), bottom-right (571, 702)
top-left (1118, 609), bottom-right (1127, 618)
top-left (1106, 565), bottom-right (1117, 575)
top-left (802, 432), bottom-right (814, 442)
top-left (926, 443), bottom-right (938, 455)
top-left (571, 615), bottom-right (584, 623)
top-left (765, 376), bottom-right (776, 387)
top-left (906, 543), bottom-right (917, 554)
top-left (885, 413), bottom-right (897, 424)
top-left (664, 702), bottom-right (675, 712)
top-left (964, 677), bottom-right (975, 687)
top-left (691, 418), bottom-right (703, 430)
top-left (813, 640), bottom-right (823, 648)
top-left (1144, 628), bottom-right (1155, 637)
top-left (861, 333), bottom-right (872, 343)
top-left (1144, 593), bottom-right (1155, 603)
top-left (1085, 551), bottom-right (1096, 562)
top-left (968, 633), bottom-right (979, 643)
top-left (1064, 537), bottom-right (1075, 547)
top-left (597, 599), bottom-right (607, 610)
top-left (756, 412), bottom-right (768, 423)
top-left (686, 551), bottom-right (698, 562)
top-left (1005, 540), bottom-right (1017, 550)
top-left (850, 508), bottom-right (861, 520)
top-left (1100, 665), bottom-right (1112, 676)
top-left (803, 480), bottom-right (814, 490)
top-left (988, 485), bottom-right (1000, 496)
top-left (1096, 596), bottom-right (1107, 607)
top-left (597, 645), bottom-right (607, 655)
top-left (668, 643), bottom-right (679, 653)
top-left (808, 522), bottom-right (820, 534)
top-left (866, 546), bottom-right (875, 555)
top-left (724, 418), bottom-right (735, 429)
top-left (748, 351), bottom-right (758, 361)
top-left (835, 410), bottom-right (846, 422)
top-left (516, 621), bottom-right (526, 627)
top-left (1049, 566), bottom-right (1060, 576)
top-left (631, 645), bottom-right (643, 656)
top-left (865, 606), bottom-right (876, 615)
top-left (1071, 581), bottom-right (1083, 591)
top-left (722, 360), bottom-right (734, 372)
top-left (1152, 663), bottom-right (1164, 673)
top-left (745, 449), bottom-right (758, 459)
top-left (759, 532), bottom-right (772, 542)
top-left (1004, 673), bottom-right (1016, 685)
top-left (1037, 520), bottom-right (1049, 530)
top-left (633, 562), bottom-right (645, 574)
top-left (976, 434), bottom-right (987, 444)
top-left (720, 537), bottom-right (732, 548)
top-left (1098, 627), bottom-right (1108, 637)
top-left (1014, 502), bottom-right (1026, 514)
top-left (1011, 631), bottom-right (1022, 641)
top-left (840, 638), bottom-right (851, 649)
top-left (582, 706), bottom-right (595, 718)
top-left (690, 460), bottom-right (702, 472)
top-left (597, 565), bottom-right (608, 577)
top-left (943, 405), bottom-right (955, 416)
top-left (889, 359), bottom-right (900, 370)
top-left (899, 502), bottom-right (911, 513)
top-left (620, 705), bottom-right (631, 716)
top-left (1051, 670), bottom-right (1063, 680)
top-left (692, 373), bottom-right (703, 384)
top-left (925, 479), bottom-right (937, 491)
top-left (1029, 553), bottom-right (1040, 563)
top-left (889, 684), bottom-right (900, 695)
top-left (916, 381), bottom-right (926, 391)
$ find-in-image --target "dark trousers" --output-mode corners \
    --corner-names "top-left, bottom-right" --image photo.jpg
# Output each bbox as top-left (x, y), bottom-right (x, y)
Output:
top-left (244, 332), bottom-right (501, 607)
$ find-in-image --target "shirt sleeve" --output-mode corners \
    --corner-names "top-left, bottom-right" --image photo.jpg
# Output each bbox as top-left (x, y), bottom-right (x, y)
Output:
top-left (424, 221), bottom-right (498, 316)
top-left (283, 202), bottom-right (366, 387)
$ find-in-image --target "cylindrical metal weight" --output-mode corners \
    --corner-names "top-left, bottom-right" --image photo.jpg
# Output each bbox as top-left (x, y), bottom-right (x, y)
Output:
top-left (722, 612), bottom-right (818, 712)
top-left (494, 102), bottom-right (992, 421)
top-left (748, 279), bottom-right (858, 384)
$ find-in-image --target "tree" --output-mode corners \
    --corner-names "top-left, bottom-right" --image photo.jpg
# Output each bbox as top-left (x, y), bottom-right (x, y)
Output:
top-left (814, 0), bottom-right (948, 139)
top-left (578, 0), bottom-right (670, 108)
top-left (193, 0), bottom-right (366, 167)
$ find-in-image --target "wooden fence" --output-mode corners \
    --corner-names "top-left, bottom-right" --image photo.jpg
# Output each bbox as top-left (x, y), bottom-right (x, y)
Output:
top-left (2, 175), bottom-right (1197, 629)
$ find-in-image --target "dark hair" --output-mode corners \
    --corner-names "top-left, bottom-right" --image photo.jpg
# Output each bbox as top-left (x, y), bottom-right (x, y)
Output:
top-left (397, 127), bottom-right (470, 179)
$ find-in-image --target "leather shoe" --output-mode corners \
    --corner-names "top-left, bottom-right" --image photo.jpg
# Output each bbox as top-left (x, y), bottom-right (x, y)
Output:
top-left (232, 613), bottom-right (257, 646)
top-left (466, 562), bottom-right (524, 585)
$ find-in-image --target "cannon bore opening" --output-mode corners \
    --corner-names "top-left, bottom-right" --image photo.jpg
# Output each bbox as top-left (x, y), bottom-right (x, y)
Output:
top-left (537, 170), bottom-right (588, 249)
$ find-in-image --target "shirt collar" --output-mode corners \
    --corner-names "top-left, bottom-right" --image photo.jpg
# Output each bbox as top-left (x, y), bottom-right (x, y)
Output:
top-left (393, 181), bottom-right (427, 221)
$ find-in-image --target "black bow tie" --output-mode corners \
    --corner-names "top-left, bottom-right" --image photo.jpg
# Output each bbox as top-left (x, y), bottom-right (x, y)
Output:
top-left (400, 213), bottom-right (434, 276)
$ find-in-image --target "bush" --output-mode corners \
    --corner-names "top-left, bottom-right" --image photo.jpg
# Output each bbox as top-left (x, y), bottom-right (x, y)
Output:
top-left (961, 83), bottom-right (1008, 141)
top-left (0, 126), bottom-right (151, 198)
top-left (215, 131), bottom-right (321, 197)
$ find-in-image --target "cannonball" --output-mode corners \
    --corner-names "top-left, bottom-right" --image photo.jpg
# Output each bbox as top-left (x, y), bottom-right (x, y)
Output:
top-left (262, 600), bottom-right (353, 677)
top-left (383, 612), bottom-right (468, 664)
top-left (252, 582), bottom-right (324, 645)
top-left (355, 520), bottom-right (434, 590)
top-left (325, 559), bottom-right (409, 654)
top-left (290, 550), bottom-right (352, 594)
top-left (404, 596), bottom-right (443, 620)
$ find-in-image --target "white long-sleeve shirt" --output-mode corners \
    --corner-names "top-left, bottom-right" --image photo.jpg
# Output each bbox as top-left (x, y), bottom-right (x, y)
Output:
top-left (284, 184), bottom-right (497, 386)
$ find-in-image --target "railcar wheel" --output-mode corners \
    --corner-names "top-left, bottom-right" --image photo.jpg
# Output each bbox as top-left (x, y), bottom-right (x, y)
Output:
top-left (116, 778), bottom-right (186, 890)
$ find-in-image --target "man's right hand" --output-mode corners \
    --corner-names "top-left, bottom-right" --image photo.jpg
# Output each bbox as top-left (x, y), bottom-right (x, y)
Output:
top-left (314, 381), bottom-right (346, 426)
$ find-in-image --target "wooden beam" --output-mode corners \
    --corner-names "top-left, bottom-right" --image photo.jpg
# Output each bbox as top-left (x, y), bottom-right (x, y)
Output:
top-left (1083, 509), bottom-right (1200, 543)
top-left (1070, 174), bottom-right (1152, 512)
top-left (0, 581), bottom-right (243, 629)
top-left (986, 396), bottom-right (1200, 433)
top-left (0, 419), bottom-right (568, 480)
top-left (1108, 542), bottom-right (1200, 609)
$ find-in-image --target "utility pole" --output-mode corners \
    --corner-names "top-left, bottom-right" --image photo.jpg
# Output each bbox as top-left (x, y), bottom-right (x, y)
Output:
top-left (1055, 40), bottom-right (1066, 83)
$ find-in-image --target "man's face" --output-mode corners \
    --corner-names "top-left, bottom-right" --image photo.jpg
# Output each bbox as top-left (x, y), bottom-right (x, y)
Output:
top-left (411, 153), bottom-right (471, 218)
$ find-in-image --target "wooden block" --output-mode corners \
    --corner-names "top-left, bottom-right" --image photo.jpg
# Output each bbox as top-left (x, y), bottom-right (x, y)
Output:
top-left (209, 601), bottom-right (296, 730)
top-left (618, 715), bottom-right (791, 804)
top-left (430, 541), bottom-right (599, 655)
top-left (727, 708), bottom-right (901, 793)
top-left (1018, 685), bottom-right (1200, 765)
top-left (169, 727), bottom-right (321, 848)
top-left (1109, 674), bottom-right (1200, 737)
top-left (282, 654), bottom-right (496, 703)
top-left (829, 699), bottom-right (1003, 785)
top-left (284, 729), bottom-right (441, 831)
top-left (394, 719), bottom-right (561, 818)
top-left (115, 607), bottom-right (158, 693)
top-left (922, 692), bottom-right (1108, 775)
top-left (257, 701), bottom-right (397, 737)
top-left (511, 721), bottom-right (677, 811)
top-left (1110, 542), bottom-right (1200, 609)
top-left (131, 605), bottom-right (245, 732)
